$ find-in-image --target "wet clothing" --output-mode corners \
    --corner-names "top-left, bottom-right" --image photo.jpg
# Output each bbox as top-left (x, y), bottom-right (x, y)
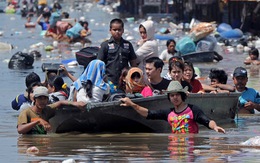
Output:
top-left (38, 21), bottom-right (49, 30)
top-left (17, 106), bottom-right (55, 134)
top-left (238, 87), bottom-right (260, 114)
top-left (136, 20), bottom-right (158, 73)
top-left (97, 37), bottom-right (137, 85)
top-left (11, 93), bottom-right (29, 111)
top-left (66, 22), bottom-right (83, 39)
top-left (147, 104), bottom-right (211, 133)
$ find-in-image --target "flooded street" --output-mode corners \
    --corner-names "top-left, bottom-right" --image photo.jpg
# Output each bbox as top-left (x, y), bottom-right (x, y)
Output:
top-left (0, 1), bottom-right (260, 162)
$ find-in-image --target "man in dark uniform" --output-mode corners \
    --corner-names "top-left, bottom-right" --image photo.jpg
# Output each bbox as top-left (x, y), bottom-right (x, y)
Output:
top-left (97, 18), bottom-right (137, 86)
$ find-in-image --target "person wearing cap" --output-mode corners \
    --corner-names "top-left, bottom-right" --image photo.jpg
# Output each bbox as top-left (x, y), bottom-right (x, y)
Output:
top-left (120, 81), bottom-right (225, 134)
top-left (233, 67), bottom-right (260, 114)
top-left (17, 86), bottom-right (54, 134)
top-left (17, 86), bottom-right (86, 134)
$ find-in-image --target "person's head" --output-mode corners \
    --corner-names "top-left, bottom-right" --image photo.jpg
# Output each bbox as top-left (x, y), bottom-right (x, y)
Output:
top-left (26, 82), bottom-right (43, 102)
top-left (109, 18), bottom-right (124, 41)
top-left (249, 48), bottom-right (259, 60)
top-left (62, 12), bottom-right (69, 19)
top-left (83, 21), bottom-right (89, 30)
top-left (42, 12), bottom-right (51, 22)
top-left (25, 72), bottom-right (41, 88)
top-left (139, 24), bottom-right (147, 40)
top-left (145, 57), bottom-right (164, 81)
top-left (125, 67), bottom-right (145, 93)
top-left (232, 67), bottom-right (248, 92)
top-left (209, 69), bottom-right (228, 85)
top-left (33, 86), bottom-right (49, 109)
top-left (164, 81), bottom-right (188, 104)
top-left (183, 61), bottom-right (196, 82)
top-left (26, 15), bottom-right (32, 22)
top-left (139, 20), bottom-right (155, 40)
top-left (47, 76), bottom-right (65, 93)
top-left (168, 57), bottom-right (184, 82)
top-left (166, 39), bottom-right (176, 54)
top-left (118, 67), bottom-right (129, 91)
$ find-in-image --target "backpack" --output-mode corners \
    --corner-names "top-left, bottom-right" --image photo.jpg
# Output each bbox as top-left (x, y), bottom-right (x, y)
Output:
top-left (76, 46), bottom-right (99, 68)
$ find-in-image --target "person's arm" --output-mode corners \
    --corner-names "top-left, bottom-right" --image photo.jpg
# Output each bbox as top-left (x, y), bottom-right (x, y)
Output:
top-left (49, 100), bottom-right (87, 109)
top-left (37, 14), bottom-right (43, 24)
top-left (130, 59), bottom-right (138, 67)
top-left (17, 118), bottom-right (51, 134)
top-left (214, 83), bottom-right (235, 92)
top-left (208, 120), bottom-right (225, 133)
top-left (192, 105), bottom-right (225, 133)
top-left (120, 97), bottom-right (148, 117)
top-left (60, 65), bottom-right (77, 82)
top-left (97, 42), bottom-right (107, 62)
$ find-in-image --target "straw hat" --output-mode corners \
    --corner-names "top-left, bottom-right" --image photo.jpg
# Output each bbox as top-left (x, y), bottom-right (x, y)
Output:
top-left (163, 81), bottom-right (188, 93)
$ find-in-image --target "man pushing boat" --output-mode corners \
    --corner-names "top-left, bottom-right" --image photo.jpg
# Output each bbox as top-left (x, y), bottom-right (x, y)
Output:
top-left (120, 81), bottom-right (225, 134)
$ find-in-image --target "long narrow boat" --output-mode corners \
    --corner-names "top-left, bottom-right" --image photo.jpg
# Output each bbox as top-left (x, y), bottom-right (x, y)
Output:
top-left (49, 93), bottom-right (240, 133)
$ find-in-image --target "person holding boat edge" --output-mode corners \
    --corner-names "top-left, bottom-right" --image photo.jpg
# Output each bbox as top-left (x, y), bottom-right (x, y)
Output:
top-left (233, 67), bottom-right (260, 114)
top-left (120, 81), bottom-right (225, 134)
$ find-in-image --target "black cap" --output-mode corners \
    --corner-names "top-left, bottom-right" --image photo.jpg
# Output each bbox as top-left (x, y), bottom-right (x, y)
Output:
top-left (233, 67), bottom-right (247, 77)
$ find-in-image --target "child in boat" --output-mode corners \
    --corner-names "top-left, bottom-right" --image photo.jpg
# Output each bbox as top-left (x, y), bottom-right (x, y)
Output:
top-left (202, 68), bottom-right (235, 93)
top-left (183, 61), bottom-right (204, 93)
top-left (69, 59), bottom-right (110, 103)
top-left (47, 76), bottom-right (68, 103)
top-left (97, 18), bottom-right (137, 86)
top-left (125, 67), bottom-right (146, 95)
top-left (233, 67), bottom-right (260, 114)
top-left (120, 81), bottom-right (226, 134)
top-left (244, 48), bottom-right (260, 65)
top-left (159, 39), bottom-right (177, 62)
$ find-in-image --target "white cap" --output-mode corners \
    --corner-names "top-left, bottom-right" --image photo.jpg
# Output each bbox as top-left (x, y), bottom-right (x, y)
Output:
top-left (79, 16), bottom-right (85, 22)
top-left (33, 86), bottom-right (49, 98)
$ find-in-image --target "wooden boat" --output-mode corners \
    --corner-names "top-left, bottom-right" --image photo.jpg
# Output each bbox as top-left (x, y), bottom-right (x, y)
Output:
top-left (182, 51), bottom-right (223, 63)
top-left (49, 93), bottom-right (240, 133)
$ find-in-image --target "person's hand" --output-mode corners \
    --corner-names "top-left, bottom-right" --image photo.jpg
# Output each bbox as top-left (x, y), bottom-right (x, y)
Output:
top-left (213, 126), bottom-right (225, 134)
top-left (60, 64), bottom-right (69, 75)
top-left (38, 118), bottom-right (51, 131)
top-left (120, 97), bottom-right (134, 107)
top-left (74, 101), bottom-right (87, 109)
top-left (244, 101), bottom-right (256, 110)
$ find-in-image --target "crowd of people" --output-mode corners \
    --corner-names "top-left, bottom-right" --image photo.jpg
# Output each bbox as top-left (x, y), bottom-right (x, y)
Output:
top-left (21, 0), bottom-right (92, 44)
top-left (12, 17), bottom-right (260, 135)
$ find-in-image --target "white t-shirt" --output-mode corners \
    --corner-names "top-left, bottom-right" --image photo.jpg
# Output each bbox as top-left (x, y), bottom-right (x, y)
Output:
top-left (77, 85), bottom-right (110, 103)
top-left (159, 49), bottom-right (174, 61)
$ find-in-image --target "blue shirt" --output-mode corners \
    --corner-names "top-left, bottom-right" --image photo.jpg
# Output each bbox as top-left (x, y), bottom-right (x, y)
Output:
top-left (238, 87), bottom-right (260, 114)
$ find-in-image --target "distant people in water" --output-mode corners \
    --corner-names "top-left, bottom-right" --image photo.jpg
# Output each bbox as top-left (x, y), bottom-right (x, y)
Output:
top-left (244, 48), bottom-right (260, 65)
top-left (233, 67), bottom-right (260, 114)
top-left (202, 68), bottom-right (235, 93)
